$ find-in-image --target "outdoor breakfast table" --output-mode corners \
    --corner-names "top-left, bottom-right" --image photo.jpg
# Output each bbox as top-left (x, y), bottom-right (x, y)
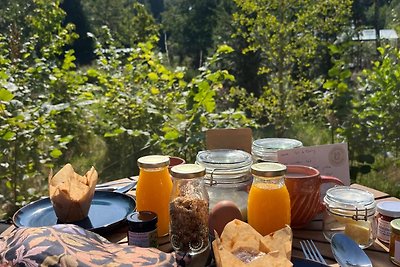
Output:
top-left (1, 180), bottom-right (398, 266)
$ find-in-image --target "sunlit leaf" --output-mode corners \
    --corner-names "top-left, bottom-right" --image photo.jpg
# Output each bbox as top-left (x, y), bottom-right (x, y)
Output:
top-left (2, 131), bottom-right (15, 141)
top-left (50, 149), bottom-right (62, 159)
top-left (0, 89), bottom-right (14, 102)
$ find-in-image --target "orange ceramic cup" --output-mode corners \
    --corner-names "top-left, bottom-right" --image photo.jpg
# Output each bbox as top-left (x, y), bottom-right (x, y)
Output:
top-left (285, 165), bottom-right (343, 228)
top-left (168, 156), bottom-right (185, 170)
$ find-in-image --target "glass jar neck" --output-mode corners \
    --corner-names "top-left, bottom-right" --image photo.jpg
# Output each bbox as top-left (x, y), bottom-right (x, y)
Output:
top-left (140, 166), bottom-right (168, 172)
top-left (252, 175), bottom-right (285, 186)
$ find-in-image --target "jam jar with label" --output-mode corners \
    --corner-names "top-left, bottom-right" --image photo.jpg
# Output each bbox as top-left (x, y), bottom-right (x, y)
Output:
top-left (377, 201), bottom-right (400, 243)
top-left (127, 211), bottom-right (158, 248)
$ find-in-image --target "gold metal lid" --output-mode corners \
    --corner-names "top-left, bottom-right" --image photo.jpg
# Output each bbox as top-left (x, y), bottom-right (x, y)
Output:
top-left (251, 162), bottom-right (287, 177)
top-left (391, 218), bottom-right (400, 236)
top-left (170, 164), bottom-right (206, 179)
top-left (137, 155), bottom-right (170, 168)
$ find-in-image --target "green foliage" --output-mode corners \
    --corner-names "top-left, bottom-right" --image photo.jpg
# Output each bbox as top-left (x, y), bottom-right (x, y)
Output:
top-left (231, 0), bottom-right (353, 136)
top-left (81, 0), bottom-right (159, 47)
top-left (162, 0), bottom-right (219, 68)
top-left (0, 0), bottom-right (77, 218)
top-left (86, 30), bottom-right (252, 177)
top-left (357, 46), bottom-right (400, 157)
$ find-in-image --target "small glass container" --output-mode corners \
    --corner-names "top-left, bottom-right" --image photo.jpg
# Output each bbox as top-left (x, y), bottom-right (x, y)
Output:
top-left (377, 201), bottom-right (400, 243)
top-left (127, 211), bottom-right (158, 248)
top-left (252, 138), bottom-right (303, 162)
top-left (323, 186), bottom-right (377, 249)
top-left (390, 218), bottom-right (400, 266)
top-left (169, 164), bottom-right (209, 256)
top-left (195, 149), bottom-right (252, 220)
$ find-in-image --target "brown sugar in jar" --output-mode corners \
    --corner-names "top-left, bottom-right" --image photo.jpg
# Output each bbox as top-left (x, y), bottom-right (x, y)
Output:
top-left (377, 201), bottom-right (400, 243)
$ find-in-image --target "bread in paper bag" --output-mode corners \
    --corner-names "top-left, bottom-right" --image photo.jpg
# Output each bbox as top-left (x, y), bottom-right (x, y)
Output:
top-left (49, 163), bottom-right (98, 222)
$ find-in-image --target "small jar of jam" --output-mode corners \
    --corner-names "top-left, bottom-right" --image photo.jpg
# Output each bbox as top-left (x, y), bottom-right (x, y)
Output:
top-left (390, 218), bottom-right (400, 266)
top-left (377, 201), bottom-right (400, 243)
top-left (127, 211), bottom-right (158, 248)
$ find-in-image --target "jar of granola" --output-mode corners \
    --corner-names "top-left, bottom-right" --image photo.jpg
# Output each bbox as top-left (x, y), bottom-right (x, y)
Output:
top-left (169, 164), bottom-right (209, 257)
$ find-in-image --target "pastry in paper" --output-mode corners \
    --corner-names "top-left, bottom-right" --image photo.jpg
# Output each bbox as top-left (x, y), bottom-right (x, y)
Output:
top-left (49, 163), bottom-right (98, 222)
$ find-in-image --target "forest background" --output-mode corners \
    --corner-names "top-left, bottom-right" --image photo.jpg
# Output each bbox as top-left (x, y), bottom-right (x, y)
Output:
top-left (0, 0), bottom-right (400, 220)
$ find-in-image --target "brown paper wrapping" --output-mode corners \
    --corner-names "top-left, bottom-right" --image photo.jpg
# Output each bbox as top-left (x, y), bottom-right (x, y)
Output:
top-left (212, 220), bottom-right (293, 267)
top-left (49, 164), bottom-right (98, 222)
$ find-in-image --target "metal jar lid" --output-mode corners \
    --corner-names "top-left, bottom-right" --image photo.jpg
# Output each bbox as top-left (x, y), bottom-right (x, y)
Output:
top-left (250, 162), bottom-right (287, 177)
top-left (137, 155), bottom-right (170, 168)
top-left (195, 149), bottom-right (252, 184)
top-left (127, 211), bottom-right (158, 232)
top-left (391, 218), bottom-right (400, 236)
top-left (377, 201), bottom-right (400, 218)
top-left (170, 164), bottom-right (206, 179)
top-left (324, 186), bottom-right (376, 219)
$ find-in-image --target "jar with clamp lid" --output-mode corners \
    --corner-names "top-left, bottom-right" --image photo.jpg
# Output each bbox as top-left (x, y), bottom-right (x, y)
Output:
top-left (195, 149), bottom-right (253, 220)
top-left (323, 186), bottom-right (377, 249)
top-left (169, 164), bottom-right (209, 257)
top-left (252, 138), bottom-right (303, 162)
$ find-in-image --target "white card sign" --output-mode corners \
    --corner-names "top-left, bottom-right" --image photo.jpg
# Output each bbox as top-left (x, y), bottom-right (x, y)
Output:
top-left (277, 143), bottom-right (350, 186)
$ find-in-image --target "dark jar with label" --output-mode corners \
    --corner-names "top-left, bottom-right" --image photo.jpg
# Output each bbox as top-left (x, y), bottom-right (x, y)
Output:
top-left (127, 211), bottom-right (158, 248)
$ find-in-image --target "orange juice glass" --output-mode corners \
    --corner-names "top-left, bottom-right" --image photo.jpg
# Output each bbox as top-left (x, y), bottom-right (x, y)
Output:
top-left (136, 155), bottom-right (172, 237)
top-left (247, 162), bottom-right (291, 235)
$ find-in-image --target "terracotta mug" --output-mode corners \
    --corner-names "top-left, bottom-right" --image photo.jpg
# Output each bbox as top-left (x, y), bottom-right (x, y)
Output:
top-left (284, 165), bottom-right (344, 228)
top-left (168, 156), bottom-right (185, 170)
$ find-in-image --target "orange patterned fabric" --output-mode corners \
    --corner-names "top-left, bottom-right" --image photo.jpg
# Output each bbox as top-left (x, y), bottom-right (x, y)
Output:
top-left (0, 224), bottom-right (176, 266)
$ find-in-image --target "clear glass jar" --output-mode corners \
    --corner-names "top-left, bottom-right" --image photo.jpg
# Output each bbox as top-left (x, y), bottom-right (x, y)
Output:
top-left (323, 186), bottom-right (377, 249)
top-left (247, 162), bottom-right (291, 235)
top-left (169, 164), bottom-right (209, 256)
top-left (195, 149), bottom-right (252, 220)
top-left (252, 138), bottom-right (303, 162)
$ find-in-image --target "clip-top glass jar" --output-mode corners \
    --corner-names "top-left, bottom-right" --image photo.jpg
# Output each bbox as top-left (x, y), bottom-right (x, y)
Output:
top-left (247, 162), bottom-right (291, 235)
top-left (195, 149), bottom-right (252, 220)
top-left (136, 155), bottom-right (172, 237)
top-left (252, 138), bottom-right (303, 162)
top-left (169, 164), bottom-right (209, 257)
top-left (323, 186), bottom-right (377, 249)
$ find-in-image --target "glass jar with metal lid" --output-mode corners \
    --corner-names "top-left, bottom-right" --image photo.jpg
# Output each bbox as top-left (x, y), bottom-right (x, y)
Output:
top-left (323, 186), bottom-right (377, 249)
top-left (252, 138), bottom-right (303, 162)
top-left (169, 164), bottom-right (209, 257)
top-left (136, 155), bottom-right (172, 237)
top-left (195, 149), bottom-right (253, 220)
top-left (247, 162), bottom-right (291, 235)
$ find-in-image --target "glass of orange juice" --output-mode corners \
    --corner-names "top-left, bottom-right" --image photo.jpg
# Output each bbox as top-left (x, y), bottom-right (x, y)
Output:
top-left (136, 155), bottom-right (172, 237)
top-left (247, 162), bottom-right (291, 235)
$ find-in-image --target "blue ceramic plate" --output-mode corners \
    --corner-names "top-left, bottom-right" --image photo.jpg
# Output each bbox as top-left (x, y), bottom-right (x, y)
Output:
top-left (13, 191), bottom-right (136, 234)
top-left (292, 256), bottom-right (330, 267)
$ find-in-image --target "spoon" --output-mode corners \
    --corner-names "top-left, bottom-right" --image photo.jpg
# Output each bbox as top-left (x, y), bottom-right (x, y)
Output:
top-left (331, 233), bottom-right (373, 267)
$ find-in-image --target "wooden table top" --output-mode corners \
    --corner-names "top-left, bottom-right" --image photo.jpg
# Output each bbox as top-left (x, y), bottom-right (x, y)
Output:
top-left (1, 181), bottom-right (398, 266)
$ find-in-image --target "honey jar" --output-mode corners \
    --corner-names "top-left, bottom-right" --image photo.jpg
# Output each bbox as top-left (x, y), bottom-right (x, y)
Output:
top-left (390, 218), bottom-right (400, 266)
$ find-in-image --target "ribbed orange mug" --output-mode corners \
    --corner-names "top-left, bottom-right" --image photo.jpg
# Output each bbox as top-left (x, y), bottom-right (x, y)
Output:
top-left (284, 165), bottom-right (343, 228)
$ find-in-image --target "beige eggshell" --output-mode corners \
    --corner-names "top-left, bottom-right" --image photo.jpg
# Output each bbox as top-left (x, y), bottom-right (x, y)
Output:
top-left (209, 200), bottom-right (243, 237)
